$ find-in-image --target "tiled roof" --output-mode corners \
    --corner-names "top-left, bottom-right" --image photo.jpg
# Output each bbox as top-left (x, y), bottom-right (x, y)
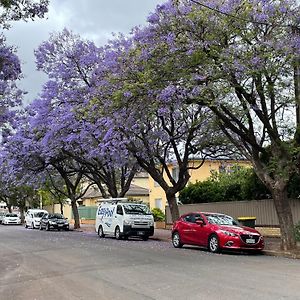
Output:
top-left (82, 184), bottom-right (149, 199)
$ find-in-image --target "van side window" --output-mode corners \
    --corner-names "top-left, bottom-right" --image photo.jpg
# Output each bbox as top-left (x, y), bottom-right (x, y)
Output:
top-left (116, 205), bottom-right (123, 215)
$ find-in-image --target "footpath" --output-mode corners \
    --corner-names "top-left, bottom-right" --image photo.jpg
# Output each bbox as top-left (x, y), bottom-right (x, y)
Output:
top-left (73, 224), bottom-right (300, 259)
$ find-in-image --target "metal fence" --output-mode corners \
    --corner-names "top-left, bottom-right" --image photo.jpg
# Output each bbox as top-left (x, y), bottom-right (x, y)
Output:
top-left (165, 199), bottom-right (300, 226)
top-left (76, 206), bottom-right (98, 220)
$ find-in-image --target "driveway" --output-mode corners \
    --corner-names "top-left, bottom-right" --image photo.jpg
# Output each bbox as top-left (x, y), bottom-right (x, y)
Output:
top-left (0, 225), bottom-right (299, 300)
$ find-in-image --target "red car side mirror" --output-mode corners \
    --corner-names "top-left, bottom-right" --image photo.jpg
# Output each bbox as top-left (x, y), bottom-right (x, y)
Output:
top-left (195, 220), bottom-right (204, 226)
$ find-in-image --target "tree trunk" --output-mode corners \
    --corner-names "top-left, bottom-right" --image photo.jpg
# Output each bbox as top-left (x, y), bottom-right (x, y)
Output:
top-left (7, 203), bottom-right (12, 213)
top-left (166, 192), bottom-right (180, 222)
top-left (19, 207), bottom-right (25, 224)
top-left (272, 184), bottom-right (296, 251)
top-left (60, 202), bottom-right (63, 215)
top-left (71, 200), bottom-right (80, 229)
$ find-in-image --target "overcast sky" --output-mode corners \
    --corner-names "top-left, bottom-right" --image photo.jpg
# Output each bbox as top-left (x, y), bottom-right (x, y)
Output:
top-left (5, 0), bottom-right (164, 104)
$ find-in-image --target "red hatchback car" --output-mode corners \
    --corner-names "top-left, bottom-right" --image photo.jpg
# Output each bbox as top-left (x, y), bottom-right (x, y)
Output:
top-left (172, 212), bottom-right (264, 253)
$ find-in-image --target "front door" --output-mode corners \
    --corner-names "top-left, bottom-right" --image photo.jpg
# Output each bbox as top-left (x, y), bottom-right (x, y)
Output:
top-left (113, 205), bottom-right (124, 233)
top-left (190, 214), bottom-right (206, 246)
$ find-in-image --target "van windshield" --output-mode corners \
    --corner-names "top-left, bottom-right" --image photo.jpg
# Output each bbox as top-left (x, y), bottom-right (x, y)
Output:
top-left (123, 204), bottom-right (151, 215)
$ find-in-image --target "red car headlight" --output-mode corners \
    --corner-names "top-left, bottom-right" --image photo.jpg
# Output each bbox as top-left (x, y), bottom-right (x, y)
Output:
top-left (221, 230), bottom-right (238, 237)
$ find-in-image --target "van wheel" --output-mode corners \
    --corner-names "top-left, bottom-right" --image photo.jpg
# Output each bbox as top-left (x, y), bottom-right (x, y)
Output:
top-left (32, 222), bottom-right (35, 229)
top-left (25, 222), bottom-right (28, 228)
top-left (115, 226), bottom-right (122, 240)
top-left (98, 226), bottom-right (105, 238)
top-left (142, 236), bottom-right (149, 241)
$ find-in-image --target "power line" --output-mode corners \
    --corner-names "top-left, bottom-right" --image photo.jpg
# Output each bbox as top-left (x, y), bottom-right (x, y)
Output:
top-left (189, 0), bottom-right (296, 28)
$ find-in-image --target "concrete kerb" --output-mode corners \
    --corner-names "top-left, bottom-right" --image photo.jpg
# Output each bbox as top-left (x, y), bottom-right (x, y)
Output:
top-left (72, 225), bottom-right (300, 258)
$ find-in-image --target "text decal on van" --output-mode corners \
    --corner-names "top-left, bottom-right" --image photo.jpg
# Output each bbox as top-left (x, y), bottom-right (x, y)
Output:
top-left (98, 207), bottom-right (115, 217)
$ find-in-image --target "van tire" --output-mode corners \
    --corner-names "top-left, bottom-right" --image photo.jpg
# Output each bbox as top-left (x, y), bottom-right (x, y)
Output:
top-left (25, 222), bottom-right (28, 228)
top-left (98, 225), bottom-right (105, 238)
top-left (115, 226), bottom-right (122, 240)
top-left (32, 222), bottom-right (35, 229)
top-left (142, 236), bottom-right (149, 241)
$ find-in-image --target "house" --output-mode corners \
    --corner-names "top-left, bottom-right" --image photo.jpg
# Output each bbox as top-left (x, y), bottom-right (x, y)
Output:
top-left (149, 159), bottom-right (250, 211)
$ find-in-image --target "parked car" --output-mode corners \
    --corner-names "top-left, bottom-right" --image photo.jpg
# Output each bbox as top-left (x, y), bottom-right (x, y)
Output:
top-left (25, 209), bottom-right (48, 229)
top-left (0, 211), bottom-right (6, 224)
top-left (2, 213), bottom-right (21, 225)
top-left (39, 213), bottom-right (69, 231)
top-left (95, 200), bottom-right (154, 240)
top-left (172, 212), bottom-right (264, 253)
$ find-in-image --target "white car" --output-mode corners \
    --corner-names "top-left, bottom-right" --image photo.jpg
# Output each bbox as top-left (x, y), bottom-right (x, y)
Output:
top-left (0, 211), bottom-right (6, 224)
top-left (2, 213), bottom-right (21, 225)
top-left (25, 209), bottom-right (48, 229)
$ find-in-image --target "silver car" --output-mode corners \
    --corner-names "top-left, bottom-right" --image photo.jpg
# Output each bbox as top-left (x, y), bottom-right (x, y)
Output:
top-left (2, 213), bottom-right (21, 225)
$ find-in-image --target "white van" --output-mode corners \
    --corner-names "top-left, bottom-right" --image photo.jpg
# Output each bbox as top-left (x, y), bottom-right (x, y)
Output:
top-left (25, 209), bottom-right (48, 229)
top-left (95, 199), bottom-right (154, 240)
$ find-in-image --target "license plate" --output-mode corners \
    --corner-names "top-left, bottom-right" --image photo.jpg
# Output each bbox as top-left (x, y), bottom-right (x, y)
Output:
top-left (137, 231), bottom-right (144, 235)
top-left (246, 238), bottom-right (255, 244)
top-left (58, 224), bottom-right (63, 227)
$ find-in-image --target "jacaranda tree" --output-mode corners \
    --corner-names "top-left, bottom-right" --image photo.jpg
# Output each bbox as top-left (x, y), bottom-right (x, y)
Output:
top-left (133, 0), bottom-right (300, 250)
top-left (86, 33), bottom-right (229, 222)
top-left (35, 29), bottom-right (140, 198)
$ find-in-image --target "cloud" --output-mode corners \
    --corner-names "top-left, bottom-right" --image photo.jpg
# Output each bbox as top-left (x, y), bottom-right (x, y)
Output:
top-left (5, 0), bottom-right (164, 104)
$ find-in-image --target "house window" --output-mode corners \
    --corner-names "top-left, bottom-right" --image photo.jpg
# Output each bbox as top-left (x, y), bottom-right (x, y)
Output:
top-left (172, 167), bottom-right (179, 182)
top-left (155, 198), bottom-right (163, 210)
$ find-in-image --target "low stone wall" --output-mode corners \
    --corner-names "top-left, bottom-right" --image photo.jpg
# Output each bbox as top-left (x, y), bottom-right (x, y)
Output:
top-left (70, 219), bottom-right (96, 225)
top-left (256, 227), bottom-right (281, 237)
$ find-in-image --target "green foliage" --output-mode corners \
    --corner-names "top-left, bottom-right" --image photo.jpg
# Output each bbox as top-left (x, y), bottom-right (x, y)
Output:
top-left (287, 174), bottom-right (300, 199)
top-left (179, 166), bottom-right (271, 204)
top-left (151, 208), bottom-right (165, 222)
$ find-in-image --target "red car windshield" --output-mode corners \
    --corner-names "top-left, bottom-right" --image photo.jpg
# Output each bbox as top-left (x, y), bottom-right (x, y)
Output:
top-left (204, 214), bottom-right (239, 226)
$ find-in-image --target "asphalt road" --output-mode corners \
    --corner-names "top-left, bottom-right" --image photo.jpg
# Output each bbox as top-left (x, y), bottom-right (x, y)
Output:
top-left (0, 225), bottom-right (299, 300)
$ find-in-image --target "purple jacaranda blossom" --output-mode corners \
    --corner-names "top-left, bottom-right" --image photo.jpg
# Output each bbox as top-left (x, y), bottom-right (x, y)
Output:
top-left (0, 0), bottom-right (49, 29)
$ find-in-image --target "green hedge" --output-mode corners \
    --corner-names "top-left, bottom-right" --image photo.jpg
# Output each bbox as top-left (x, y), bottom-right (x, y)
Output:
top-left (179, 166), bottom-right (300, 204)
top-left (179, 167), bottom-right (270, 204)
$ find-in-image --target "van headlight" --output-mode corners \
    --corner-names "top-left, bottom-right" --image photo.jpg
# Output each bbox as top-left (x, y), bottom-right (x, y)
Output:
top-left (124, 220), bottom-right (134, 225)
top-left (149, 221), bottom-right (154, 226)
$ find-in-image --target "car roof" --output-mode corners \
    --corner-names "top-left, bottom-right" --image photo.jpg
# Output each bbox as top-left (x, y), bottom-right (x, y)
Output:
top-left (181, 212), bottom-right (228, 217)
top-left (100, 202), bottom-right (145, 206)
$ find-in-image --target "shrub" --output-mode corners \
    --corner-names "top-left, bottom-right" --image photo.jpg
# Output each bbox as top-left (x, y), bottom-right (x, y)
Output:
top-left (151, 208), bottom-right (165, 222)
top-left (179, 166), bottom-right (271, 204)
